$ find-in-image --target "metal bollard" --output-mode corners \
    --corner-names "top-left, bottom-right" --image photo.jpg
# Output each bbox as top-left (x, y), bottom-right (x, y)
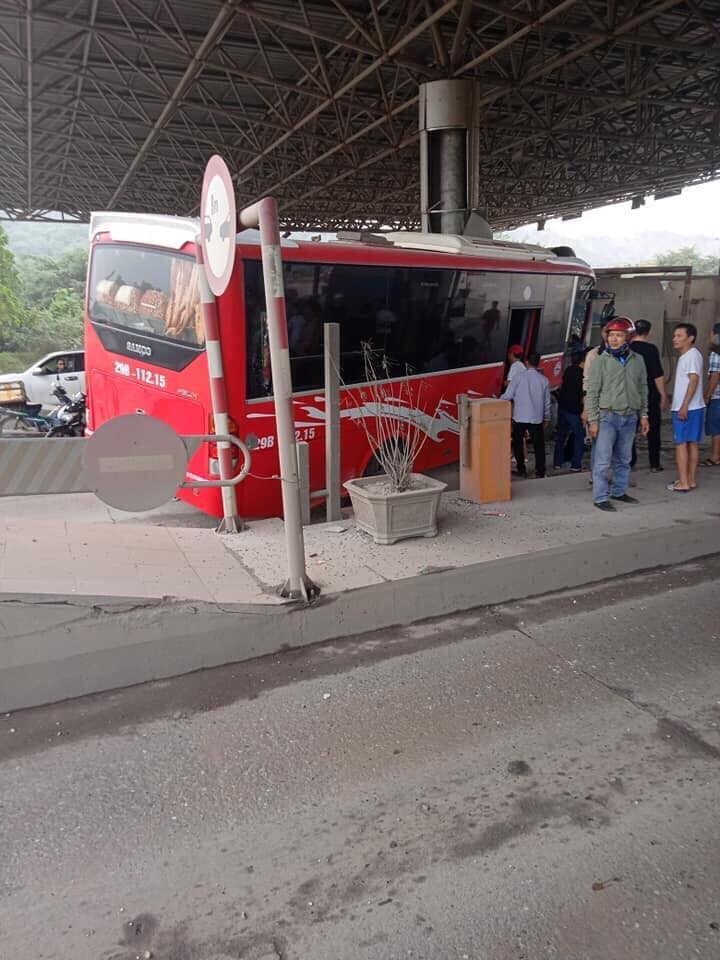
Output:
top-left (296, 440), bottom-right (311, 526)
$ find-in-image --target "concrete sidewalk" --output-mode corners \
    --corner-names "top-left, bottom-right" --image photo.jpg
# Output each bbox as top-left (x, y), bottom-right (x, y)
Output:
top-left (1, 467), bottom-right (718, 603)
top-left (1, 466), bottom-right (719, 711)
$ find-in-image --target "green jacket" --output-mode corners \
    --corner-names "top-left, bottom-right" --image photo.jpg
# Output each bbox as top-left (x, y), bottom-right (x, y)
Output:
top-left (585, 349), bottom-right (648, 422)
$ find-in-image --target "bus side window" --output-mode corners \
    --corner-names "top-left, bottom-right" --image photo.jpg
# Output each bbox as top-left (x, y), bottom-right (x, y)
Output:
top-left (420, 269), bottom-right (512, 369)
top-left (540, 276), bottom-right (575, 355)
top-left (460, 271), bottom-right (511, 365)
top-left (245, 261), bottom-right (270, 399)
top-left (324, 264), bottom-right (408, 384)
top-left (570, 276), bottom-right (594, 343)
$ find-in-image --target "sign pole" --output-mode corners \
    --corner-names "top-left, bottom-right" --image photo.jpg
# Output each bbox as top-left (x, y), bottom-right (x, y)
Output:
top-left (195, 245), bottom-right (244, 532)
top-left (200, 154), bottom-right (244, 533)
top-left (238, 196), bottom-right (319, 601)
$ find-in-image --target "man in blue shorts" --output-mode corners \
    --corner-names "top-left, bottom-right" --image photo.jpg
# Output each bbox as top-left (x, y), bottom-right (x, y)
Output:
top-left (668, 322), bottom-right (705, 493)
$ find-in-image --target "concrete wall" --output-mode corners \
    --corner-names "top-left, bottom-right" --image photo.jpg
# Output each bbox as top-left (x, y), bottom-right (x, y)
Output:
top-left (665, 274), bottom-right (720, 351)
top-left (589, 276), bottom-right (665, 349)
top-left (593, 272), bottom-right (720, 382)
top-left (607, 277), bottom-right (666, 349)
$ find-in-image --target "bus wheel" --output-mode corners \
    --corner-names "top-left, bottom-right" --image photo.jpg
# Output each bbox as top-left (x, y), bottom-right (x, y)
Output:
top-left (362, 439), bottom-right (407, 479)
top-left (363, 453), bottom-right (384, 478)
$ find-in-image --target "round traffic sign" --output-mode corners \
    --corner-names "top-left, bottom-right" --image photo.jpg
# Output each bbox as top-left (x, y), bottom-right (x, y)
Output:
top-left (83, 415), bottom-right (188, 512)
top-left (200, 154), bottom-right (236, 296)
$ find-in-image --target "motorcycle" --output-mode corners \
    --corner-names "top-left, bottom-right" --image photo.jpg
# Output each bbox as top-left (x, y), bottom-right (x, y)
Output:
top-left (0, 381), bottom-right (86, 437)
top-left (45, 382), bottom-right (86, 438)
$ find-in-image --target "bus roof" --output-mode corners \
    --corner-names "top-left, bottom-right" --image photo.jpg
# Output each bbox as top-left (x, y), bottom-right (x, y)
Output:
top-left (89, 211), bottom-right (592, 274)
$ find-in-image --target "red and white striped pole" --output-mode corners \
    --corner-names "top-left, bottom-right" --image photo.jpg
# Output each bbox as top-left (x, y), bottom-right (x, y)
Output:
top-left (195, 243), bottom-right (243, 534)
top-left (238, 197), bottom-right (318, 600)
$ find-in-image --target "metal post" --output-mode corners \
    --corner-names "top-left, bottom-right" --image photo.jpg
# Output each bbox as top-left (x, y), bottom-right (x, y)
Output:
top-left (419, 79), bottom-right (479, 235)
top-left (324, 322), bottom-right (342, 522)
top-left (296, 441), bottom-right (311, 526)
top-left (195, 244), bottom-right (244, 534)
top-left (238, 196), bottom-right (319, 600)
top-left (438, 129), bottom-right (468, 236)
top-left (459, 393), bottom-right (471, 468)
top-left (680, 266), bottom-right (692, 322)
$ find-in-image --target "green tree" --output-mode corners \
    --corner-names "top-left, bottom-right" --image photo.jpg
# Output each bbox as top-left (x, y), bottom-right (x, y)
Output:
top-left (653, 245), bottom-right (719, 274)
top-left (17, 246), bottom-right (87, 309)
top-left (13, 245), bottom-right (86, 353)
top-left (0, 224), bottom-right (25, 349)
top-left (30, 288), bottom-right (84, 350)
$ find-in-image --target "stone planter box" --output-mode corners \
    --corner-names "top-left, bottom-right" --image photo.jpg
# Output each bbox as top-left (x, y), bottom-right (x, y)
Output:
top-left (343, 473), bottom-right (447, 545)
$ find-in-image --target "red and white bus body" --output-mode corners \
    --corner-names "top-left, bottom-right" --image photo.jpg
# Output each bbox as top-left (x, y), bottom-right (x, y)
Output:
top-left (85, 215), bottom-right (595, 520)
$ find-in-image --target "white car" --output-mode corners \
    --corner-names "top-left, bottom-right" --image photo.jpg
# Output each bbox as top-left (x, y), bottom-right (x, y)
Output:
top-left (0, 350), bottom-right (86, 412)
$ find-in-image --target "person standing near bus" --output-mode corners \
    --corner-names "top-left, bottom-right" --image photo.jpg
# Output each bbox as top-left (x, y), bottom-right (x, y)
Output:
top-left (553, 346), bottom-right (586, 471)
top-left (667, 322), bottom-right (705, 493)
top-left (629, 319), bottom-right (668, 472)
top-left (502, 352), bottom-right (551, 479)
top-left (581, 322), bottom-right (609, 479)
top-left (504, 344), bottom-right (525, 389)
top-left (704, 322), bottom-right (720, 467)
top-left (582, 322), bottom-right (608, 398)
top-left (585, 317), bottom-right (648, 511)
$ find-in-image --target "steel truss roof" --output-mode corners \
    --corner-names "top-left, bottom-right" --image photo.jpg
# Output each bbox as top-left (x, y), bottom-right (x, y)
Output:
top-left (1, 0), bottom-right (719, 230)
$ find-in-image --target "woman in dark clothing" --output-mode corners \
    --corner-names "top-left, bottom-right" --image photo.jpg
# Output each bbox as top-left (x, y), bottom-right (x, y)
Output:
top-left (629, 318), bottom-right (668, 471)
top-left (553, 347), bottom-right (586, 471)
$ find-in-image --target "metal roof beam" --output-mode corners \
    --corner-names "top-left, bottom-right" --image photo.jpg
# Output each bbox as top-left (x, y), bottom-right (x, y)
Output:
top-left (235, 0), bottom-right (458, 185)
top-left (107, 0), bottom-right (241, 207)
top-left (56, 0), bottom-right (97, 207)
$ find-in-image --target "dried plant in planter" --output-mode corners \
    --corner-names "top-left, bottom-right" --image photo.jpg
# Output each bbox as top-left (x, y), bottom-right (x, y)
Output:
top-left (341, 343), bottom-right (448, 545)
top-left (350, 342), bottom-right (444, 493)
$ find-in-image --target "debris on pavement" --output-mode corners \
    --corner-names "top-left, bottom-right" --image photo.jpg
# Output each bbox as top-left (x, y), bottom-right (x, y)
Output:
top-left (592, 877), bottom-right (622, 891)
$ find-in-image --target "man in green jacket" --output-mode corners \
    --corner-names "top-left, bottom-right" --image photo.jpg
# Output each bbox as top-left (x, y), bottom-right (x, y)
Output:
top-left (585, 317), bottom-right (649, 512)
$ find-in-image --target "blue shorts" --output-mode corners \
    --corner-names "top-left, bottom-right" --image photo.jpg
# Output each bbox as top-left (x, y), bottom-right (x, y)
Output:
top-left (706, 398), bottom-right (720, 437)
top-left (672, 407), bottom-right (704, 444)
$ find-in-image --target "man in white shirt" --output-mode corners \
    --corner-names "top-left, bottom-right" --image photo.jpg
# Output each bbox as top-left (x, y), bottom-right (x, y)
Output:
top-left (668, 322), bottom-right (705, 493)
top-left (501, 351), bottom-right (551, 478)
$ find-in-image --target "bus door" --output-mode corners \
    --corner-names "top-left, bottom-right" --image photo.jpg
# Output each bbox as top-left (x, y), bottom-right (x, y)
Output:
top-left (504, 305), bottom-right (541, 374)
top-left (505, 273), bottom-right (546, 367)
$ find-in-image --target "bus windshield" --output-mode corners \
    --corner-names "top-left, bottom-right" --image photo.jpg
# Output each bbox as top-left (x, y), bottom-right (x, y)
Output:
top-left (89, 244), bottom-right (205, 347)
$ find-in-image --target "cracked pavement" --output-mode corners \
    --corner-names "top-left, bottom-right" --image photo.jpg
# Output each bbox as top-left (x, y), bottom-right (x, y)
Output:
top-left (1, 555), bottom-right (719, 959)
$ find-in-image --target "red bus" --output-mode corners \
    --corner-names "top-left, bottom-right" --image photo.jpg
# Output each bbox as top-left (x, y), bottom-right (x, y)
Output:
top-left (85, 214), bottom-right (595, 519)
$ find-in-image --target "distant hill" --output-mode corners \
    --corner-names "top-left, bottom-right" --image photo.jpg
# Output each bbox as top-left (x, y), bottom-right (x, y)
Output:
top-left (3, 216), bottom-right (718, 272)
top-left (3, 220), bottom-right (88, 258)
top-left (504, 225), bottom-right (720, 269)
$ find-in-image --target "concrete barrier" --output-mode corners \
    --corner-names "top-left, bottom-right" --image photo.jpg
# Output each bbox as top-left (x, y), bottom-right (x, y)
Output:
top-left (0, 437), bottom-right (88, 496)
top-left (1, 518), bottom-right (718, 712)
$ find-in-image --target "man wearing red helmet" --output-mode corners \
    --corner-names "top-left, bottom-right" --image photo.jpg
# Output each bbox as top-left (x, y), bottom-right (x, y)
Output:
top-left (585, 317), bottom-right (649, 512)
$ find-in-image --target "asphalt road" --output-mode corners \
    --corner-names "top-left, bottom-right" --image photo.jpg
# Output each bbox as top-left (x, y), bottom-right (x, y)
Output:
top-left (2, 556), bottom-right (719, 960)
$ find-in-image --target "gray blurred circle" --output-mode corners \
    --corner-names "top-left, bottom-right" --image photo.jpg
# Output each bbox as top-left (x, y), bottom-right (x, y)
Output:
top-left (83, 415), bottom-right (188, 511)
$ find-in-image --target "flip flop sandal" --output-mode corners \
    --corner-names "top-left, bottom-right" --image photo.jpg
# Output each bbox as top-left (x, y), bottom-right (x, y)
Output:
top-left (702, 458), bottom-right (720, 467)
top-left (667, 482), bottom-right (690, 493)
